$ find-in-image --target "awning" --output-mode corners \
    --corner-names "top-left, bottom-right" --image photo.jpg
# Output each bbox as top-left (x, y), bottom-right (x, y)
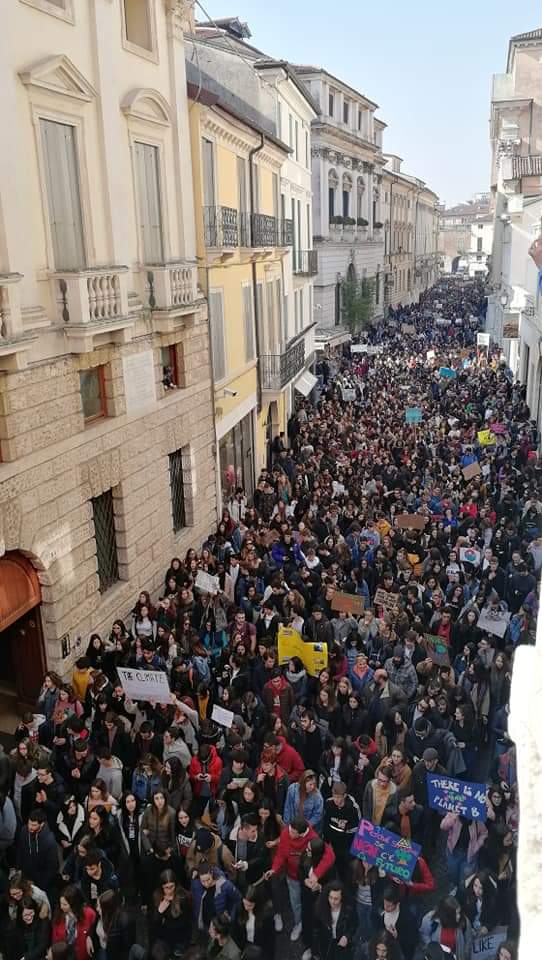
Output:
top-left (295, 370), bottom-right (318, 396)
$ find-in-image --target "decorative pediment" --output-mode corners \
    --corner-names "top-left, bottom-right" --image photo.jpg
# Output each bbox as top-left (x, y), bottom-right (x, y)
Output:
top-left (121, 88), bottom-right (172, 126)
top-left (19, 55), bottom-right (97, 103)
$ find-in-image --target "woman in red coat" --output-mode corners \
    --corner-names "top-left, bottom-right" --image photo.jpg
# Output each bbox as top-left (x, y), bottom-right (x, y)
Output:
top-left (188, 744), bottom-right (222, 816)
top-left (51, 884), bottom-right (96, 960)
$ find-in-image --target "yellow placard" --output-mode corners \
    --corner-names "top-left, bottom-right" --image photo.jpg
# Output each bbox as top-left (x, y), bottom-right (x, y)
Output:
top-left (478, 429), bottom-right (496, 447)
top-left (277, 626), bottom-right (328, 677)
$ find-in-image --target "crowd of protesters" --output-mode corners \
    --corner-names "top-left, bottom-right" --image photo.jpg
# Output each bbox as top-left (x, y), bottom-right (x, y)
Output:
top-left (0, 276), bottom-right (533, 960)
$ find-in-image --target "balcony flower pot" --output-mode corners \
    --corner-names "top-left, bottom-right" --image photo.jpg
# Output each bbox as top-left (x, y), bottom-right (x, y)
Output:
top-left (373, 221), bottom-right (383, 229)
top-left (357, 218), bottom-right (369, 227)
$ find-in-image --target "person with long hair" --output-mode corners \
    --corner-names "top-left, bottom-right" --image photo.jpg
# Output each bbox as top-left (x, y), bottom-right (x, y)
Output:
top-left (420, 895), bottom-right (473, 960)
top-left (4, 896), bottom-right (50, 960)
top-left (116, 792), bottom-right (143, 895)
top-left (85, 779), bottom-right (118, 816)
top-left (283, 770), bottom-right (324, 831)
top-left (459, 870), bottom-right (498, 936)
top-left (315, 881), bottom-right (357, 960)
top-left (141, 790), bottom-right (176, 853)
top-left (4, 872), bottom-right (51, 923)
top-left (365, 931), bottom-right (402, 960)
top-left (232, 883), bottom-right (275, 960)
top-left (298, 837), bottom-right (336, 960)
top-left (51, 885), bottom-right (95, 960)
top-left (89, 889), bottom-right (134, 960)
top-left (85, 806), bottom-right (121, 864)
top-left (150, 869), bottom-right (192, 956)
top-left (55, 795), bottom-right (86, 858)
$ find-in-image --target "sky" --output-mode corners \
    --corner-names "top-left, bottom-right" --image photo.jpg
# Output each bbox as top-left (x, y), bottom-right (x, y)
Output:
top-left (197, 0), bottom-right (541, 208)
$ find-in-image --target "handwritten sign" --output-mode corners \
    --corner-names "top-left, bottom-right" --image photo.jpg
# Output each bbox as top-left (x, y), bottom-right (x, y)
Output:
top-left (477, 332), bottom-right (490, 347)
top-left (477, 606), bottom-right (511, 639)
top-left (117, 667), bottom-right (171, 704)
top-left (426, 350), bottom-right (436, 361)
top-left (472, 927), bottom-right (508, 958)
top-left (425, 634), bottom-right (450, 666)
top-left (462, 461), bottom-right (482, 481)
top-left (489, 422), bottom-right (507, 436)
top-left (350, 820), bottom-right (421, 880)
top-left (374, 588), bottom-right (401, 614)
top-left (195, 570), bottom-right (220, 594)
top-left (211, 704), bottom-right (234, 728)
top-left (394, 513), bottom-right (427, 531)
top-left (331, 591), bottom-right (364, 615)
top-left (459, 546), bottom-right (481, 567)
top-left (341, 387), bottom-right (356, 402)
top-left (478, 430), bottom-right (497, 447)
top-left (427, 774), bottom-right (487, 821)
top-left (405, 407), bottom-right (423, 424)
top-left (278, 626), bottom-right (328, 676)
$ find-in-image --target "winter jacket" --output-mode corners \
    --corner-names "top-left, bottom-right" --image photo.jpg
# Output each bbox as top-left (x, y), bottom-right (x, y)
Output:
top-left (362, 778), bottom-right (397, 824)
top-left (0, 796), bottom-right (17, 848)
top-left (55, 804), bottom-right (86, 848)
top-left (131, 767), bottom-right (163, 804)
top-left (283, 782), bottom-right (324, 829)
top-left (21, 773), bottom-right (66, 828)
top-left (186, 832), bottom-right (236, 879)
top-left (96, 757), bottom-right (124, 800)
top-left (322, 794), bottom-right (361, 850)
top-left (316, 900), bottom-right (357, 960)
top-left (191, 871), bottom-right (241, 929)
top-left (272, 824), bottom-right (335, 880)
top-left (440, 812), bottom-right (488, 862)
top-left (419, 910), bottom-right (473, 960)
top-left (141, 804), bottom-right (176, 852)
top-left (17, 823), bottom-right (59, 892)
top-left (189, 746), bottom-right (223, 798)
top-left (79, 855), bottom-right (120, 906)
top-left (51, 905), bottom-right (96, 960)
top-left (275, 736), bottom-right (305, 782)
top-left (383, 657), bottom-right (419, 700)
top-left (5, 917), bottom-right (51, 960)
top-left (262, 677), bottom-right (296, 725)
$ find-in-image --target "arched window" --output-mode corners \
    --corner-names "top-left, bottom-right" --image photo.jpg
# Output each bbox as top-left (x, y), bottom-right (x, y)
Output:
top-left (356, 176), bottom-right (365, 221)
top-left (328, 169), bottom-right (338, 219)
top-left (342, 173), bottom-right (352, 219)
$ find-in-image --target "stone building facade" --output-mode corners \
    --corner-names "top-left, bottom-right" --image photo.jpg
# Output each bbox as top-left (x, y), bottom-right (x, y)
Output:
top-left (0, 0), bottom-right (216, 708)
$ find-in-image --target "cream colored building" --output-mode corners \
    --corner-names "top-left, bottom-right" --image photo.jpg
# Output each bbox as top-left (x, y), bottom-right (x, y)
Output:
top-left (0, 0), bottom-right (216, 708)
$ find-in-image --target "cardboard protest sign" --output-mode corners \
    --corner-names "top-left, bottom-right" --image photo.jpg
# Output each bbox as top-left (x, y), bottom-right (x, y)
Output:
top-left (278, 626), bottom-right (328, 676)
top-left (117, 667), bottom-right (172, 704)
top-left (472, 928), bottom-right (508, 958)
top-left (462, 461), bottom-right (482, 481)
top-left (211, 704), bottom-right (234, 728)
top-left (459, 545), bottom-right (481, 567)
top-left (350, 820), bottom-right (421, 881)
top-left (374, 588), bottom-right (401, 614)
top-left (394, 513), bottom-right (427, 531)
top-left (477, 606), bottom-right (511, 639)
top-left (424, 634), bottom-right (450, 666)
top-left (195, 570), bottom-right (220, 594)
top-left (427, 774), bottom-right (487, 821)
top-left (478, 429), bottom-right (497, 447)
top-left (331, 591), bottom-right (364, 616)
top-left (405, 407), bottom-right (423, 424)
top-left (477, 332), bottom-right (490, 347)
top-left (439, 366), bottom-right (456, 379)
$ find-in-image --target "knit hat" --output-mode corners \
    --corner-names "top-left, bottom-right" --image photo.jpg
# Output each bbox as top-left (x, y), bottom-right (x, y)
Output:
top-left (423, 747), bottom-right (438, 761)
top-left (195, 828), bottom-right (213, 852)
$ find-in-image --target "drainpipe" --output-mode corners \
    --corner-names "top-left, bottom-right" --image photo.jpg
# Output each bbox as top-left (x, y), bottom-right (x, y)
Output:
top-left (249, 133), bottom-right (266, 414)
top-left (387, 180), bottom-right (394, 309)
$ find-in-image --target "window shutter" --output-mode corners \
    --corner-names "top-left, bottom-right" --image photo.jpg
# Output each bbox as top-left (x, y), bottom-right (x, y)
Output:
top-left (202, 138), bottom-right (215, 207)
top-left (237, 157), bottom-right (247, 213)
top-left (134, 142), bottom-right (164, 263)
top-left (256, 282), bottom-right (265, 355)
top-left (209, 290), bottom-right (226, 381)
top-left (243, 285), bottom-right (255, 362)
top-left (275, 279), bottom-right (284, 346)
top-left (40, 119), bottom-right (85, 270)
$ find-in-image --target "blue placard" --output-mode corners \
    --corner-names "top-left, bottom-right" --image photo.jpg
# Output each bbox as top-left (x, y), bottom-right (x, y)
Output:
top-left (438, 366), bottom-right (456, 379)
top-left (427, 774), bottom-right (487, 821)
top-left (405, 407), bottom-right (423, 424)
top-left (350, 819), bottom-right (421, 881)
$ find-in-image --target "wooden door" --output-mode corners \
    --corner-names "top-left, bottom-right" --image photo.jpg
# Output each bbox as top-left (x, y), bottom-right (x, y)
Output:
top-left (10, 608), bottom-right (46, 707)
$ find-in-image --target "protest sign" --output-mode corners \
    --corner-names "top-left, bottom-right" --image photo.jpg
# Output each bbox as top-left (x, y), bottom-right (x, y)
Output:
top-left (374, 588), bottom-right (401, 613)
top-left (350, 820), bottom-right (421, 881)
top-left (195, 569), bottom-right (220, 594)
top-left (427, 774), bottom-right (487, 821)
top-left (331, 591), bottom-right (364, 616)
top-left (478, 429), bottom-right (497, 447)
top-left (477, 332), bottom-right (490, 347)
top-left (435, 317), bottom-right (448, 326)
top-left (351, 344), bottom-right (383, 355)
top-left (477, 606), bottom-right (511, 639)
top-left (489, 421), bottom-right (507, 436)
top-left (426, 349), bottom-right (436, 361)
top-left (482, 463), bottom-right (491, 477)
top-left (278, 626), bottom-right (328, 676)
top-left (472, 928), bottom-right (508, 958)
top-left (341, 387), bottom-right (356, 402)
top-left (405, 407), bottom-right (423, 424)
top-left (424, 634), bottom-right (450, 666)
top-left (459, 545), bottom-right (481, 566)
top-left (394, 513), bottom-right (427, 531)
top-left (439, 366), bottom-right (456, 379)
top-left (117, 667), bottom-right (172, 704)
top-left (211, 704), bottom-right (234, 728)
top-left (462, 461), bottom-right (482, 481)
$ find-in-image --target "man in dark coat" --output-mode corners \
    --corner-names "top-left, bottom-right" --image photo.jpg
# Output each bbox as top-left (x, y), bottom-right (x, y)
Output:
top-left (17, 809), bottom-right (58, 897)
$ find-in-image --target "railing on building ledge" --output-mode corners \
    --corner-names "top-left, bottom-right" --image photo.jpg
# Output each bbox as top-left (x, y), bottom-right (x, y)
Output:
top-left (0, 272), bottom-right (37, 370)
top-left (146, 261), bottom-right (198, 311)
top-left (293, 250), bottom-right (318, 276)
top-left (51, 266), bottom-right (133, 352)
top-left (260, 337), bottom-right (306, 391)
top-left (203, 205), bottom-right (239, 247)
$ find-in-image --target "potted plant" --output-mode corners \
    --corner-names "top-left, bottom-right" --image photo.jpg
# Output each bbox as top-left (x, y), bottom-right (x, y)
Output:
top-left (344, 216), bottom-right (356, 226)
top-left (329, 215), bottom-right (344, 225)
top-left (373, 221), bottom-right (383, 229)
top-left (357, 217), bottom-right (369, 227)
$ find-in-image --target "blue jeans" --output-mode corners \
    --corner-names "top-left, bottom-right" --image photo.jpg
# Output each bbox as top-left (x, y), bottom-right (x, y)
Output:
top-left (355, 902), bottom-right (373, 942)
top-left (286, 876), bottom-right (302, 925)
top-left (446, 848), bottom-right (475, 889)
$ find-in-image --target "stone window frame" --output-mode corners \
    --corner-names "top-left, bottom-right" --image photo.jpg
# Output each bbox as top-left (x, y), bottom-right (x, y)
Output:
top-left (20, 0), bottom-right (74, 24)
top-left (168, 442), bottom-right (196, 533)
top-left (127, 127), bottom-right (173, 270)
top-left (120, 0), bottom-right (159, 64)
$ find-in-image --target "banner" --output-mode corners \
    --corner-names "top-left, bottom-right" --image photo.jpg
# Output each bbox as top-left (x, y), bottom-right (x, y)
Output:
top-left (117, 667), bottom-right (171, 704)
top-left (459, 546), bottom-right (481, 567)
top-left (277, 626), bottom-right (328, 676)
top-left (405, 407), bottom-right (423, 424)
top-left (462, 461), bottom-right (482, 481)
top-left (351, 344), bottom-right (383, 355)
top-left (425, 634), bottom-right (450, 666)
top-left (478, 429), bottom-right (497, 447)
top-left (374, 588), bottom-right (401, 614)
top-left (341, 387), bottom-right (356, 402)
top-left (394, 513), bottom-right (427, 531)
top-left (350, 820), bottom-right (421, 881)
top-left (477, 606), bottom-right (511, 639)
top-left (195, 570), bottom-right (220, 594)
top-left (331, 591), bottom-right (364, 615)
top-left (472, 928), bottom-right (508, 958)
top-left (427, 774), bottom-right (487, 821)
top-left (439, 366), bottom-right (456, 379)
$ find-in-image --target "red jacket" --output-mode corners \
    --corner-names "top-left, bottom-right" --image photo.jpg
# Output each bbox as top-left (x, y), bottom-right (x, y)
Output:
top-left (276, 736), bottom-right (305, 783)
top-left (272, 824), bottom-right (335, 880)
top-left (396, 856), bottom-right (435, 897)
top-left (189, 745), bottom-right (223, 797)
top-left (52, 906), bottom-right (96, 960)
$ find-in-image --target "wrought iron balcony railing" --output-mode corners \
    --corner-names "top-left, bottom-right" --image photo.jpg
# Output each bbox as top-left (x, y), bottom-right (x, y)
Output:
top-left (203, 206), bottom-right (238, 248)
top-left (260, 337), bottom-right (306, 390)
top-left (293, 249), bottom-right (318, 276)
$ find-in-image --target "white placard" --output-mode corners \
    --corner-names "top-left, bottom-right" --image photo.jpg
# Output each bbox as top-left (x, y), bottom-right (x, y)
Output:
top-left (472, 927), bottom-right (507, 958)
top-left (211, 704), bottom-right (235, 728)
top-left (195, 570), bottom-right (220, 594)
top-left (123, 351), bottom-right (157, 415)
top-left (477, 332), bottom-right (490, 347)
top-left (459, 546), bottom-right (481, 567)
top-left (117, 667), bottom-right (171, 704)
top-left (341, 388), bottom-right (356, 401)
top-left (426, 350), bottom-right (436, 361)
top-left (436, 318), bottom-right (448, 326)
top-left (351, 344), bottom-right (383, 354)
top-left (477, 607), bottom-right (511, 639)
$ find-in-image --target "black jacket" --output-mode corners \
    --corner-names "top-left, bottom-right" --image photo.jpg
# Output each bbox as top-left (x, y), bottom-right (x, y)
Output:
top-left (17, 824), bottom-right (58, 892)
top-left (5, 917), bottom-right (50, 960)
top-left (322, 796), bottom-right (361, 851)
top-left (316, 900), bottom-right (357, 960)
top-left (21, 773), bottom-right (65, 828)
top-left (411, 759), bottom-right (447, 807)
top-left (232, 905), bottom-right (275, 960)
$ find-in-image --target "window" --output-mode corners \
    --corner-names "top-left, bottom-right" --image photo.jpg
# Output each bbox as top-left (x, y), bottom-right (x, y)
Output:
top-left (328, 91), bottom-right (335, 117)
top-left (277, 101), bottom-right (282, 140)
top-left (161, 344), bottom-right (179, 390)
top-left (202, 138), bottom-right (216, 207)
top-left (92, 490), bottom-right (119, 593)
top-left (209, 290), bottom-right (226, 381)
top-left (256, 282), bottom-right (265, 354)
top-left (40, 119), bottom-right (85, 270)
top-left (342, 190), bottom-right (349, 219)
top-left (358, 108), bottom-right (362, 131)
top-left (133, 141), bottom-right (164, 263)
top-left (289, 114), bottom-right (293, 148)
top-left (299, 288), bottom-right (304, 332)
top-left (123, 0), bottom-right (152, 52)
top-left (477, 237), bottom-right (483, 252)
top-left (329, 186), bottom-right (335, 219)
top-left (243, 284), bottom-right (255, 362)
top-left (275, 279), bottom-right (283, 345)
top-left (343, 100), bottom-right (349, 124)
top-left (305, 131), bottom-right (309, 167)
top-left (21, 0), bottom-right (72, 19)
top-left (169, 448), bottom-right (187, 532)
top-left (267, 281), bottom-right (277, 351)
top-left (79, 368), bottom-right (106, 423)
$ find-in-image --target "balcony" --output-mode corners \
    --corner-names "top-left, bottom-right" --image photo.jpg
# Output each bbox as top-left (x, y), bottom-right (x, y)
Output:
top-left (260, 336), bottom-right (305, 392)
top-left (0, 273), bottom-right (36, 370)
top-left (203, 206), bottom-right (238, 248)
top-left (143, 261), bottom-right (199, 333)
top-left (50, 266), bottom-right (134, 353)
top-left (293, 249), bottom-right (319, 276)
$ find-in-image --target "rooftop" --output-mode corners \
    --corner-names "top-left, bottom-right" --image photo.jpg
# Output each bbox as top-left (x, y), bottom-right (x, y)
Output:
top-left (292, 64), bottom-right (380, 111)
